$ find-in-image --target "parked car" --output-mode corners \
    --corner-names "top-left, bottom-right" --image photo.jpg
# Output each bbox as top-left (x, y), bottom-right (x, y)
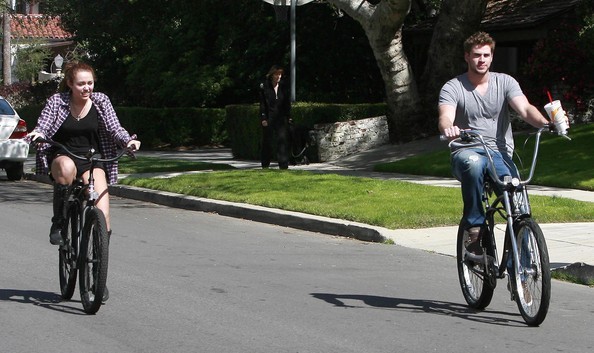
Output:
top-left (0, 96), bottom-right (29, 180)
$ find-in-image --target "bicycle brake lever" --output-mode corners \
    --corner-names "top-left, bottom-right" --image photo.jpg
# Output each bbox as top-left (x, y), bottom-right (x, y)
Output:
top-left (126, 148), bottom-right (137, 160)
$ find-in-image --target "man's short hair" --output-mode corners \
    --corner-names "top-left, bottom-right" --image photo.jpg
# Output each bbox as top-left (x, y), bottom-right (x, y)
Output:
top-left (464, 32), bottom-right (496, 54)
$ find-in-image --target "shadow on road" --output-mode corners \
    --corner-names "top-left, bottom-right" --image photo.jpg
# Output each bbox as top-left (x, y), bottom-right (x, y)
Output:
top-left (310, 292), bottom-right (526, 326)
top-left (0, 288), bottom-right (87, 315)
top-left (0, 179), bottom-right (50, 204)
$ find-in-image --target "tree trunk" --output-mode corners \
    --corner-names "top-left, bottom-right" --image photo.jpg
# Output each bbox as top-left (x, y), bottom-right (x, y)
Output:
top-left (418, 0), bottom-right (488, 131)
top-left (368, 28), bottom-right (419, 141)
top-left (328, 0), bottom-right (419, 142)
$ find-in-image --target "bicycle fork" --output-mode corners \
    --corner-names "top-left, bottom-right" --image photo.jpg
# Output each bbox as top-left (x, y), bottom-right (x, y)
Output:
top-left (502, 190), bottom-right (533, 303)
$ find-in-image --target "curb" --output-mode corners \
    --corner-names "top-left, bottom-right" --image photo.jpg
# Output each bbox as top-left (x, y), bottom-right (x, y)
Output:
top-left (551, 262), bottom-right (594, 285)
top-left (109, 184), bottom-right (386, 243)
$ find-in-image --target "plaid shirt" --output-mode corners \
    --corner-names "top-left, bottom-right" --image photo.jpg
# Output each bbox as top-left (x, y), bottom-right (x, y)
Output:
top-left (30, 92), bottom-right (136, 184)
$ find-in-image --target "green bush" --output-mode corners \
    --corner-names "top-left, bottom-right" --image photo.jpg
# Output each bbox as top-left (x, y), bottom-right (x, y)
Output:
top-left (116, 107), bottom-right (227, 148)
top-left (225, 104), bottom-right (261, 160)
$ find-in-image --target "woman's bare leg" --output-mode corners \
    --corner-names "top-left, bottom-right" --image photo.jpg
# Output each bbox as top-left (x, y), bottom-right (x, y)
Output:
top-left (48, 156), bottom-right (77, 244)
top-left (81, 168), bottom-right (111, 232)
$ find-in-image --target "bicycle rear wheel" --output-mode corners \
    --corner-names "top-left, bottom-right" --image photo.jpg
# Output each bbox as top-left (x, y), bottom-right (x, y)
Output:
top-left (59, 203), bottom-right (79, 300)
top-left (509, 218), bottom-right (550, 326)
top-left (456, 224), bottom-right (496, 309)
top-left (79, 207), bottom-right (109, 314)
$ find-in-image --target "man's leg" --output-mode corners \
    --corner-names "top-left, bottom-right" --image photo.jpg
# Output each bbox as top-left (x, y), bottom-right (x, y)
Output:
top-left (451, 148), bottom-right (489, 229)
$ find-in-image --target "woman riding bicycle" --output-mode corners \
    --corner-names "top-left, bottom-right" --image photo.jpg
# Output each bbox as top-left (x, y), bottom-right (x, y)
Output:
top-left (437, 32), bottom-right (561, 253)
top-left (27, 61), bottom-right (141, 246)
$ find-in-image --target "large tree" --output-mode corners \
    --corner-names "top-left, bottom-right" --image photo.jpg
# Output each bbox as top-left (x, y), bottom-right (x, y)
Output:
top-left (326, 0), bottom-right (418, 140)
top-left (325, 0), bottom-right (489, 140)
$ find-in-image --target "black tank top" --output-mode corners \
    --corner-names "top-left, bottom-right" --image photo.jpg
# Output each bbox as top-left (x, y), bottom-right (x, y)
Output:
top-left (53, 104), bottom-right (101, 156)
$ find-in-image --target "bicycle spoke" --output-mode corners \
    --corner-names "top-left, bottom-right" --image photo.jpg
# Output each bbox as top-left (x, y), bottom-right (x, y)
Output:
top-left (511, 219), bottom-right (551, 326)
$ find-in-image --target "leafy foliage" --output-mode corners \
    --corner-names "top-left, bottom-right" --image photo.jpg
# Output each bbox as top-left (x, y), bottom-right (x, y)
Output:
top-left (13, 40), bottom-right (52, 83)
top-left (519, 5), bottom-right (594, 115)
top-left (43, 0), bottom-right (384, 107)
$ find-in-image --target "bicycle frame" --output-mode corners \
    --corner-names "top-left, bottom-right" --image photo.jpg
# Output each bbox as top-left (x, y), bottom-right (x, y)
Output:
top-left (472, 129), bottom-right (544, 282)
top-left (450, 126), bottom-right (553, 325)
top-left (34, 137), bottom-right (134, 314)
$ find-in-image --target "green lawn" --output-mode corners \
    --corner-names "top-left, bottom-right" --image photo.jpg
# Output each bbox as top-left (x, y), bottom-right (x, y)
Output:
top-left (118, 156), bottom-right (236, 174)
top-left (119, 170), bottom-right (594, 229)
top-left (118, 123), bottom-right (594, 230)
top-left (374, 124), bottom-right (594, 191)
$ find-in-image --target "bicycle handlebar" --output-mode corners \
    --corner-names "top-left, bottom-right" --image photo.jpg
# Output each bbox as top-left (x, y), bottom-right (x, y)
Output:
top-left (441, 126), bottom-right (554, 187)
top-left (33, 137), bottom-right (136, 163)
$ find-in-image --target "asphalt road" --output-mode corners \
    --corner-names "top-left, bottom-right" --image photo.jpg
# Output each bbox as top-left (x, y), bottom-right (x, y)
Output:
top-left (1, 180), bottom-right (593, 353)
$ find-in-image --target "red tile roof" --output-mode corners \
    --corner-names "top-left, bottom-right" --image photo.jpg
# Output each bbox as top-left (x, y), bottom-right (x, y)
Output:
top-left (10, 14), bottom-right (72, 40)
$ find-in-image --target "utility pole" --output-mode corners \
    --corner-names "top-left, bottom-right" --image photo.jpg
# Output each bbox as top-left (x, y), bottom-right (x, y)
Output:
top-left (2, 0), bottom-right (12, 85)
top-left (262, 0), bottom-right (315, 102)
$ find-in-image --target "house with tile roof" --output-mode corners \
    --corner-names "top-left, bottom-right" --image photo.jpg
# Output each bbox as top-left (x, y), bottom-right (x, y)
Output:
top-left (3, 1), bottom-right (73, 83)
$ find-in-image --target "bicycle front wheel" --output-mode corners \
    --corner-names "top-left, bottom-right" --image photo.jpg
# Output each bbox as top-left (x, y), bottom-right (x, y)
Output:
top-left (59, 203), bottom-right (79, 300)
top-left (509, 218), bottom-right (551, 326)
top-left (79, 208), bottom-right (109, 314)
top-left (456, 224), bottom-right (495, 309)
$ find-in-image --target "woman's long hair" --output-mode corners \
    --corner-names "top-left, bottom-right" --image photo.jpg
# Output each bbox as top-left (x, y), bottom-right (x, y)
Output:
top-left (58, 61), bottom-right (97, 93)
top-left (266, 65), bottom-right (284, 82)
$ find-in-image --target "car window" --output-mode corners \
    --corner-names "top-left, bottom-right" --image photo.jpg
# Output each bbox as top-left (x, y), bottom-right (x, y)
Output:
top-left (0, 99), bottom-right (16, 115)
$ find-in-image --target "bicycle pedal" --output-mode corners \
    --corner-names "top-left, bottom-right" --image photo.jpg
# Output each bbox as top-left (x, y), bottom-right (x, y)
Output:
top-left (464, 251), bottom-right (485, 264)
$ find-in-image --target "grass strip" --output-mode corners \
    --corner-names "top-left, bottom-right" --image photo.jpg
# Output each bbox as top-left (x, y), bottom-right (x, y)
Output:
top-left (118, 156), bottom-right (236, 174)
top-left (119, 169), bottom-right (594, 229)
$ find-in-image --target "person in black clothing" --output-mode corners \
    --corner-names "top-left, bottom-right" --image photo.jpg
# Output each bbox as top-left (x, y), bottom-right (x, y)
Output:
top-left (259, 65), bottom-right (291, 169)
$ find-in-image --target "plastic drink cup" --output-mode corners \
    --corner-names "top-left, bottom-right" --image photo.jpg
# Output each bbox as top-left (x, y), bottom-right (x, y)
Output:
top-left (544, 100), bottom-right (568, 135)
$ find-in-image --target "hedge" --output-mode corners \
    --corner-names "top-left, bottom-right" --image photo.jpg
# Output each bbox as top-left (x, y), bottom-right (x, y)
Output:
top-left (20, 102), bottom-right (387, 159)
top-left (19, 105), bottom-right (227, 149)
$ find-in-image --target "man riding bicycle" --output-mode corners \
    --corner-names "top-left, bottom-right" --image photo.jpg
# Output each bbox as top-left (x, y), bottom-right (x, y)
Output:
top-left (437, 32), bottom-right (561, 254)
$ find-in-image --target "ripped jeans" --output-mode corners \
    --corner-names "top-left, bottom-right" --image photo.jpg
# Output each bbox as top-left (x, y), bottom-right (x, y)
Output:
top-left (451, 147), bottom-right (518, 230)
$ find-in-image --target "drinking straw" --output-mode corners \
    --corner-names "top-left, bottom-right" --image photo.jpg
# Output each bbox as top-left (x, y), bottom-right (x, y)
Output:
top-left (547, 90), bottom-right (553, 103)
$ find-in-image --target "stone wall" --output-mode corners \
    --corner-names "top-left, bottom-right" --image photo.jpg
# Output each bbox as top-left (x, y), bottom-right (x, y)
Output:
top-left (312, 116), bottom-right (389, 162)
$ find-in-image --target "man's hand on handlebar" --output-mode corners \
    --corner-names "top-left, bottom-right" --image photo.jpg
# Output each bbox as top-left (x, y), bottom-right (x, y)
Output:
top-left (441, 126), bottom-right (461, 140)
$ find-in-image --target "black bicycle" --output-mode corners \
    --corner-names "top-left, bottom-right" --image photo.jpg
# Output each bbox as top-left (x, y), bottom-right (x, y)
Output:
top-left (36, 138), bottom-right (134, 314)
top-left (448, 127), bottom-right (553, 326)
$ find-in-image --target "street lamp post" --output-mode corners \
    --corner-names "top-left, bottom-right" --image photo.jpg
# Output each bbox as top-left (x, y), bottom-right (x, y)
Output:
top-left (262, 0), bottom-right (315, 102)
top-left (54, 54), bottom-right (64, 75)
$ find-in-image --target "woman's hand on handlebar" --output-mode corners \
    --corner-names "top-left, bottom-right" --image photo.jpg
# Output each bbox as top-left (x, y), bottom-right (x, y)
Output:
top-left (27, 131), bottom-right (45, 142)
top-left (127, 139), bottom-right (141, 151)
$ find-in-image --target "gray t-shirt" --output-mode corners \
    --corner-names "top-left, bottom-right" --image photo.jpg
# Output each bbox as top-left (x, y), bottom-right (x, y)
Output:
top-left (439, 72), bottom-right (523, 156)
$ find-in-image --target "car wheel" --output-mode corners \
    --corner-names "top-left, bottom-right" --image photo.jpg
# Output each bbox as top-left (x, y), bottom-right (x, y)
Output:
top-left (5, 162), bottom-right (24, 181)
